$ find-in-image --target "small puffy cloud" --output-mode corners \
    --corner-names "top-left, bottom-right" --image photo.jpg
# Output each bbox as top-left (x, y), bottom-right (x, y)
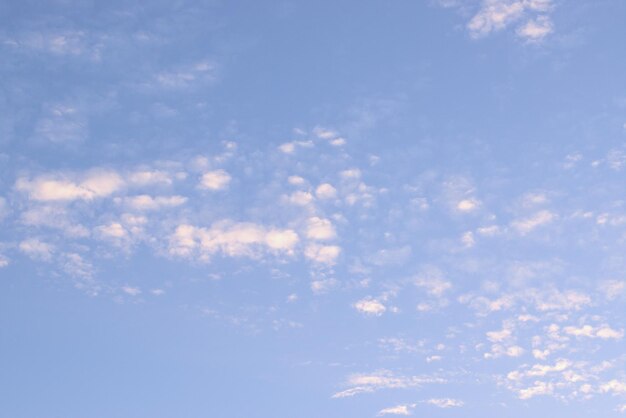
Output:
top-left (532, 288), bottom-right (591, 311)
top-left (287, 175), bottom-right (306, 186)
top-left (278, 142), bottom-right (296, 154)
top-left (122, 195), bottom-right (187, 211)
top-left (456, 198), bottom-right (480, 212)
top-left (306, 217), bottom-right (337, 240)
top-left (424, 398), bottom-right (464, 408)
top-left (310, 278), bottom-right (337, 294)
top-left (466, 0), bottom-right (554, 40)
top-left (199, 169), bottom-right (231, 190)
top-left (313, 127), bottom-right (337, 139)
top-left (518, 381), bottom-right (554, 399)
top-left (287, 191), bottom-right (314, 206)
top-left (19, 238), bottom-right (54, 261)
top-left (516, 15), bottom-right (553, 41)
top-left (330, 137), bottom-right (346, 146)
top-left (461, 231), bottom-right (475, 248)
top-left (467, 1), bottom-right (526, 38)
top-left (354, 298), bottom-right (386, 316)
top-left (304, 244), bottom-right (341, 265)
top-left (511, 210), bottom-right (555, 234)
top-left (378, 404), bottom-right (414, 416)
top-left (487, 327), bottom-right (513, 343)
top-left (128, 170), bottom-right (173, 186)
top-left (332, 370), bottom-right (446, 399)
top-left (122, 286), bottom-right (141, 296)
top-left (414, 267), bottom-right (451, 297)
top-left (0, 254), bottom-right (10, 268)
top-left (477, 225), bottom-right (501, 236)
top-left (265, 229), bottom-right (300, 251)
top-left (600, 380), bottom-right (626, 394)
top-left (315, 183), bottom-right (337, 199)
top-left (596, 327), bottom-right (624, 340)
top-left (97, 222), bottom-right (128, 239)
top-left (62, 252), bottom-right (94, 280)
top-left (168, 221), bottom-right (299, 260)
top-left (599, 280), bottom-right (625, 300)
top-left (278, 140), bottom-right (314, 154)
top-left (16, 170), bottom-right (124, 202)
top-left (507, 346), bottom-right (525, 357)
top-left (340, 168), bottom-right (361, 179)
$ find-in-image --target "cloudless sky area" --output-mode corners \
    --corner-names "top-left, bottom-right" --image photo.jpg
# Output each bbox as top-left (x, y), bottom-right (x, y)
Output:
top-left (1, 1), bottom-right (625, 417)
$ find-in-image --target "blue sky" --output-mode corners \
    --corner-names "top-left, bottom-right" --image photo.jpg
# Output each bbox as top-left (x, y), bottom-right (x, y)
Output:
top-left (1, 0), bottom-right (625, 417)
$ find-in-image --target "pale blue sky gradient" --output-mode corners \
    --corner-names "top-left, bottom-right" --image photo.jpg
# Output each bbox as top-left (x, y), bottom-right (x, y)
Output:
top-left (1, 1), bottom-right (625, 417)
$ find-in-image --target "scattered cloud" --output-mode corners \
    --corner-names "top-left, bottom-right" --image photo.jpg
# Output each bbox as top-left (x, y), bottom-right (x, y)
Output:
top-left (199, 169), bottom-right (231, 191)
top-left (354, 298), bottom-right (387, 316)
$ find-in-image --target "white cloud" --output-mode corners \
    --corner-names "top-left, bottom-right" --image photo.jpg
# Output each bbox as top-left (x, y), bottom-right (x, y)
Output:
top-left (461, 231), bottom-right (475, 248)
top-left (20, 205), bottom-right (90, 237)
top-left (122, 286), bottom-right (141, 296)
top-left (424, 398), bottom-right (464, 408)
top-left (129, 170), bottom-right (173, 186)
top-left (287, 191), bottom-right (314, 206)
top-left (595, 326), bottom-right (624, 340)
top-left (511, 210), bottom-right (555, 234)
top-left (330, 137), bottom-right (346, 146)
top-left (62, 252), bottom-right (94, 280)
top-left (16, 170), bottom-right (123, 201)
top-left (487, 327), bottom-right (513, 343)
top-left (287, 175), bottom-right (306, 186)
top-left (19, 238), bottom-right (54, 261)
top-left (466, 0), bottom-right (554, 41)
top-left (315, 183), bottom-right (337, 199)
top-left (304, 244), bottom-right (341, 265)
top-left (414, 267), bottom-right (451, 297)
top-left (278, 142), bottom-right (296, 154)
top-left (97, 222), bottom-right (128, 239)
top-left (340, 168), bottom-right (361, 179)
top-left (518, 381), bottom-right (554, 399)
top-left (169, 221), bottom-right (299, 260)
top-left (516, 15), bottom-right (553, 41)
top-left (0, 254), bottom-right (10, 268)
top-left (122, 194), bottom-right (187, 211)
top-left (378, 404), bottom-right (414, 416)
top-left (306, 217), bottom-right (337, 241)
top-left (199, 169), bottom-right (231, 190)
top-left (467, 1), bottom-right (526, 38)
top-left (456, 198), bottom-right (480, 212)
top-left (313, 127), bottom-right (337, 139)
top-left (278, 140), bottom-right (314, 154)
top-left (477, 225), bottom-right (501, 236)
top-left (332, 370), bottom-right (445, 398)
top-left (354, 298), bottom-right (386, 316)
top-left (265, 229), bottom-right (300, 251)
top-left (600, 280), bottom-right (625, 300)
top-left (600, 380), bottom-right (626, 394)
top-left (310, 278), bottom-right (337, 294)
